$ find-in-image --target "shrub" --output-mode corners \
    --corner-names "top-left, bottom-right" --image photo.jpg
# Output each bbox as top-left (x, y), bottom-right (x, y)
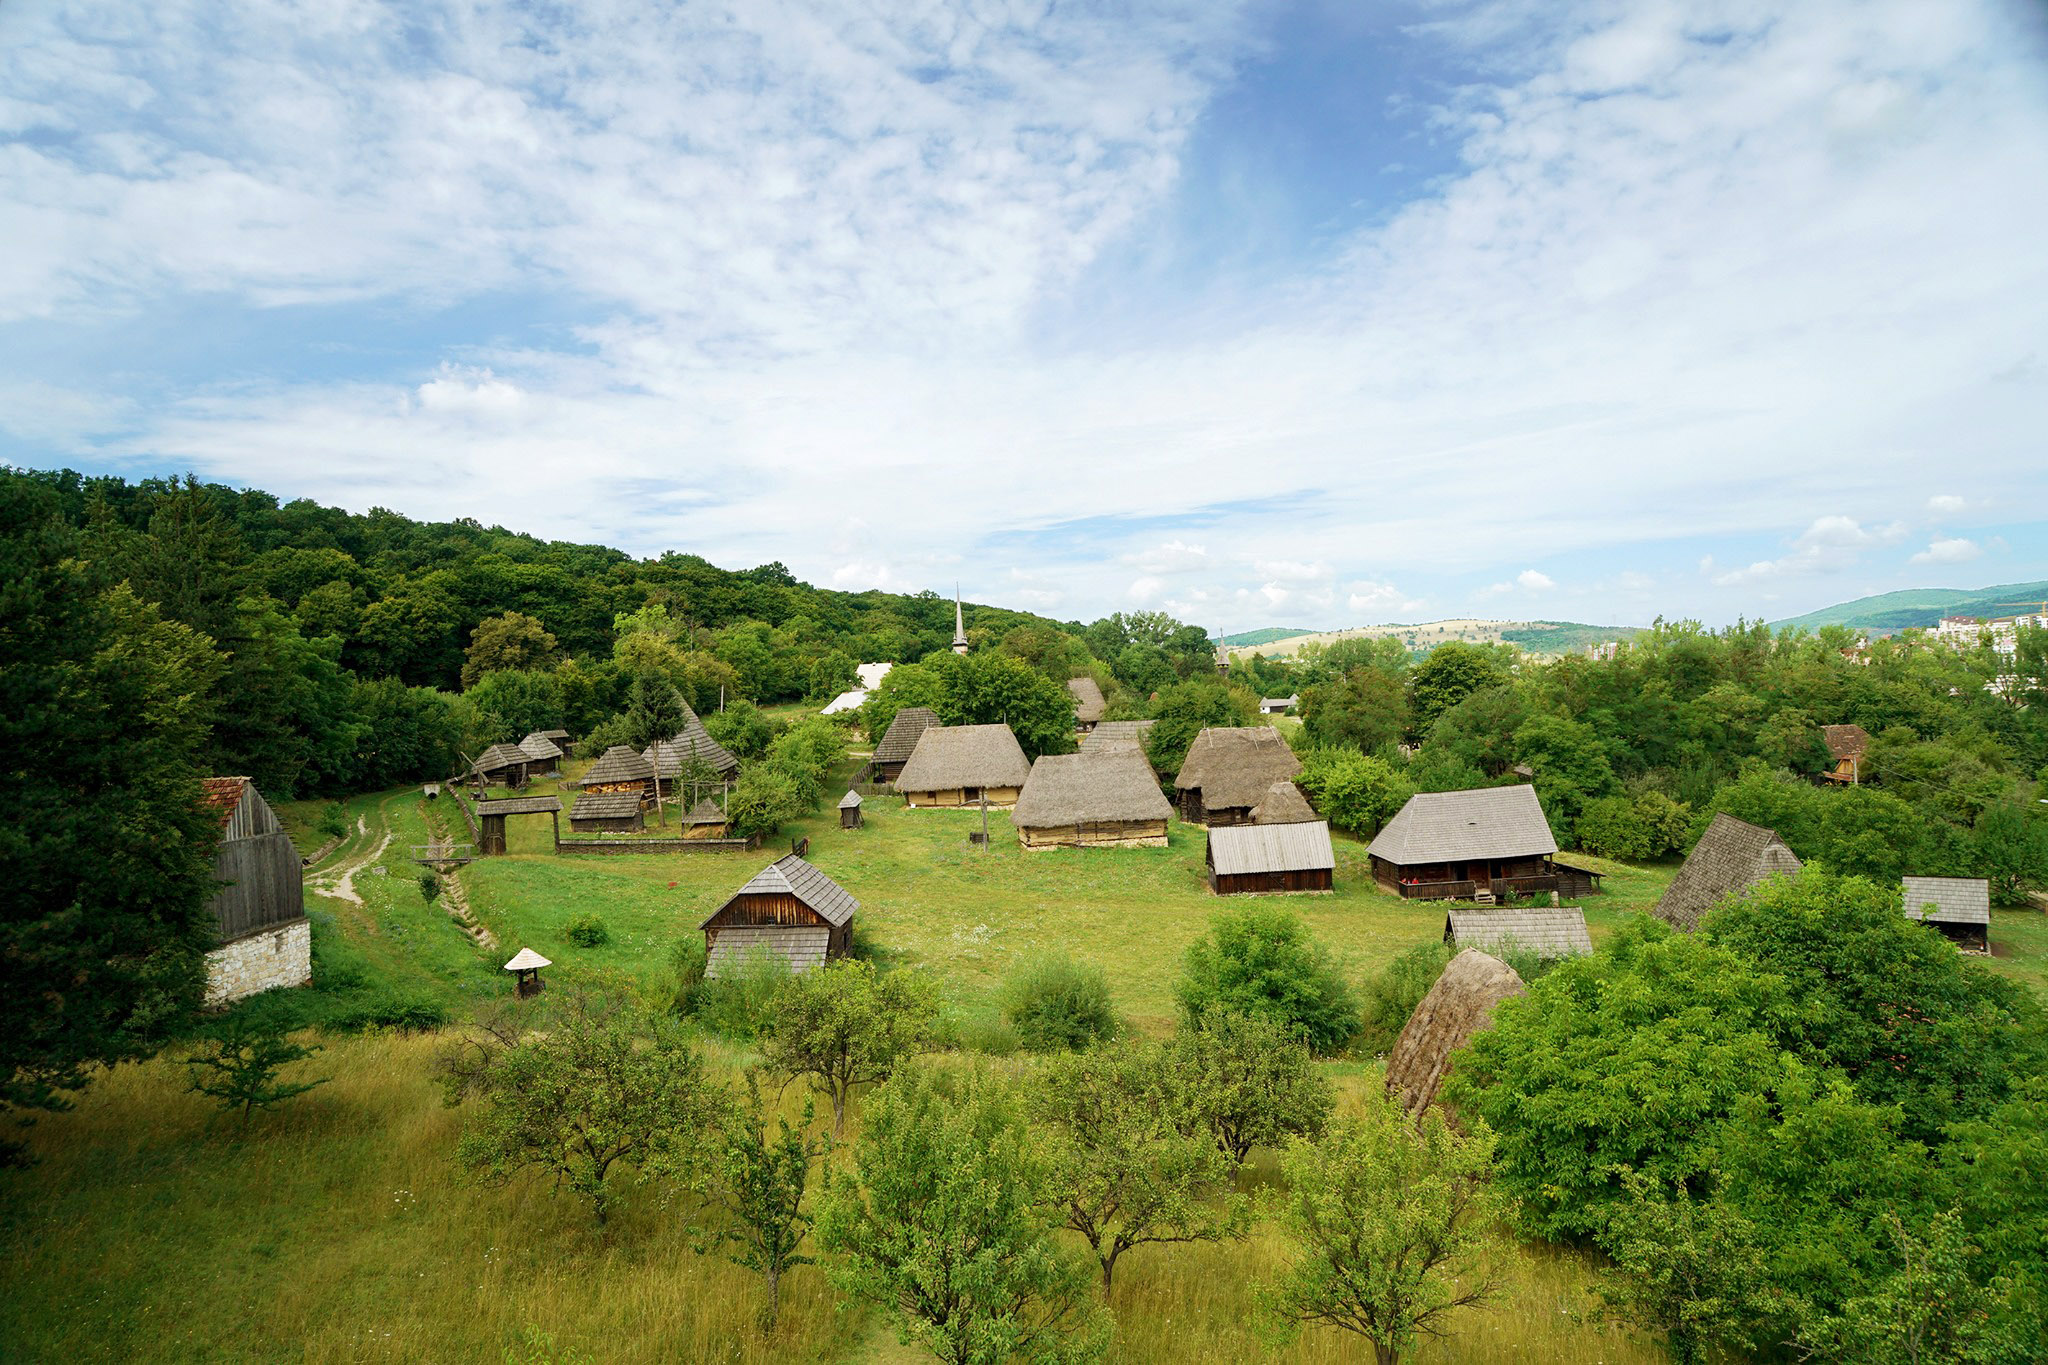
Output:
top-left (1001, 954), bottom-right (1119, 1052)
top-left (418, 873), bottom-right (441, 903)
top-left (318, 802), bottom-right (349, 839)
top-left (947, 1006), bottom-right (1022, 1057)
top-left (1357, 942), bottom-right (1452, 1053)
top-left (1295, 747), bottom-right (1412, 837)
top-left (324, 990), bottom-right (448, 1034)
top-left (703, 699), bottom-right (775, 760)
top-left (667, 934), bottom-right (708, 1016)
top-left (573, 712), bottom-right (634, 760)
top-left (693, 946), bottom-right (789, 1041)
top-left (565, 914), bottom-right (610, 948)
top-left (1175, 906), bottom-right (1359, 1055)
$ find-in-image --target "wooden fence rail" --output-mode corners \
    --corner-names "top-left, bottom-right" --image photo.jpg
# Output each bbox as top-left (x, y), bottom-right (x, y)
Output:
top-left (555, 834), bottom-right (763, 857)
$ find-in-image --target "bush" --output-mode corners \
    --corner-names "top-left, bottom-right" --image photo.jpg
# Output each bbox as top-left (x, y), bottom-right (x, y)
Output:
top-left (703, 699), bottom-right (776, 760)
top-left (946, 1006), bottom-right (1022, 1057)
top-left (1295, 747), bottom-right (1412, 837)
top-left (573, 712), bottom-right (634, 760)
top-left (1578, 791), bottom-right (1693, 860)
top-left (693, 946), bottom-right (789, 1041)
top-left (1176, 906), bottom-right (1359, 1055)
top-left (418, 873), bottom-right (441, 903)
top-left (1357, 942), bottom-right (1452, 1053)
top-left (319, 802), bottom-right (349, 840)
top-left (1001, 955), bottom-right (1119, 1052)
top-left (564, 914), bottom-right (610, 948)
top-left (324, 990), bottom-right (448, 1034)
top-left (667, 934), bottom-right (709, 1016)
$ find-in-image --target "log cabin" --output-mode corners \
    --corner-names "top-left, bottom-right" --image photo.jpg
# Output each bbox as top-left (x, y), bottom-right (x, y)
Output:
top-left (700, 855), bottom-right (857, 977)
top-left (1205, 820), bottom-right (1336, 894)
top-left (1366, 785), bottom-right (1562, 901)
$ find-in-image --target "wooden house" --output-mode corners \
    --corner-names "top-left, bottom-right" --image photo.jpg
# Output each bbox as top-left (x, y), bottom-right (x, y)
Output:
top-left (1011, 750), bottom-right (1171, 849)
top-left (569, 788), bottom-right (644, 833)
top-left (1902, 875), bottom-right (1990, 952)
top-left (470, 742), bottom-right (534, 788)
top-left (1821, 724), bottom-right (1871, 784)
top-left (1366, 785), bottom-right (1561, 901)
top-left (581, 745), bottom-right (656, 803)
top-left (1251, 780), bottom-right (1317, 825)
top-left (518, 731), bottom-right (564, 775)
top-left (1067, 677), bottom-right (1106, 732)
top-left (839, 789), bottom-right (863, 829)
top-left (1205, 820), bottom-right (1335, 894)
top-left (678, 797), bottom-right (731, 839)
top-left (1081, 719), bottom-right (1155, 758)
top-left (871, 706), bottom-right (939, 782)
top-left (894, 723), bottom-right (1031, 808)
top-left (198, 778), bottom-right (309, 1006)
top-left (1444, 907), bottom-right (1592, 959)
top-left (700, 855), bottom-right (857, 977)
top-left (1172, 727), bottom-right (1303, 826)
top-left (1258, 694), bottom-right (1299, 715)
top-left (1652, 812), bottom-right (1802, 932)
top-left (474, 794), bottom-right (560, 854)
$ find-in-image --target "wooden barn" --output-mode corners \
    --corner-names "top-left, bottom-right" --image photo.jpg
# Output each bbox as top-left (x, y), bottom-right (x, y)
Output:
top-left (1205, 820), bottom-right (1336, 894)
top-left (1080, 719), bottom-right (1154, 757)
top-left (469, 742), bottom-right (534, 788)
top-left (474, 794), bottom-right (560, 854)
top-left (518, 731), bottom-right (564, 775)
top-left (569, 788), bottom-right (644, 833)
top-left (198, 778), bottom-right (309, 1006)
top-left (1444, 907), bottom-right (1593, 959)
top-left (871, 706), bottom-right (939, 782)
top-left (678, 797), bottom-right (731, 839)
top-left (1822, 724), bottom-right (1871, 784)
top-left (1011, 750), bottom-right (1171, 849)
top-left (1902, 875), bottom-right (1990, 952)
top-left (700, 855), bottom-right (857, 977)
top-left (580, 746), bottom-right (656, 803)
top-left (1251, 780), bottom-right (1317, 825)
top-left (1653, 812), bottom-right (1802, 932)
top-left (1172, 727), bottom-right (1303, 825)
top-left (1366, 785), bottom-right (1562, 901)
top-left (1067, 677), bottom-right (1106, 732)
top-left (894, 723), bottom-right (1031, 808)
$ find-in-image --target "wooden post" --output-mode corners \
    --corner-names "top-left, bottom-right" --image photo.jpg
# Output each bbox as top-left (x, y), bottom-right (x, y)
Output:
top-left (980, 790), bottom-right (989, 853)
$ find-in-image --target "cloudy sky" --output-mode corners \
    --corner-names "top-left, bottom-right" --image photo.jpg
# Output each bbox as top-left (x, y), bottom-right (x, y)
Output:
top-left (4, 0), bottom-right (2047, 632)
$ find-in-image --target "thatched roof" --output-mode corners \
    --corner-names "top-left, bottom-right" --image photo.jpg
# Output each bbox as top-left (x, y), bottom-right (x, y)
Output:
top-left (1653, 812), bottom-right (1802, 932)
top-left (1823, 723), bottom-right (1871, 762)
top-left (473, 794), bottom-right (562, 816)
top-left (570, 790), bottom-right (642, 820)
top-left (1012, 750), bottom-right (1171, 829)
top-left (1384, 949), bottom-right (1527, 1118)
top-left (1173, 727), bottom-right (1302, 811)
top-left (519, 732), bottom-right (564, 762)
top-left (1081, 720), bottom-right (1155, 755)
top-left (1366, 785), bottom-right (1557, 867)
top-left (895, 723), bottom-right (1030, 793)
top-left (874, 706), bottom-right (940, 764)
top-left (583, 745), bottom-right (655, 786)
top-left (679, 797), bottom-right (729, 826)
top-left (701, 855), bottom-right (858, 929)
top-left (471, 742), bottom-right (532, 775)
top-left (1207, 821), bottom-right (1335, 876)
top-left (1252, 780), bottom-right (1317, 825)
top-left (1067, 677), bottom-right (1106, 724)
top-left (1445, 907), bottom-right (1592, 958)
top-left (503, 948), bottom-right (551, 971)
top-left (1903, 876), bottom-right (1990, 926)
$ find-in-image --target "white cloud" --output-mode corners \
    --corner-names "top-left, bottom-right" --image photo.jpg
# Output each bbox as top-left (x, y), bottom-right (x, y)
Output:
top-left (1910, 535), bottom-right (1982, 565)
top-left (1517, 569), bottom-right (1555, 591)
top-left (1123, 540), bottom-right (1211, 574)
top-left (1347, 579), bottom-right (1425, 617)
top-left (1927, 494), bottom-right (1968, 517)
top-left (1712, 516), bottom-right (1910, 586)
top-left (1617, 570), bottom-right (1654, 592)
top-left (1127, 576), bottom-right (1167, 605)
top-left (1253, 559), bottom-right (1334, 584)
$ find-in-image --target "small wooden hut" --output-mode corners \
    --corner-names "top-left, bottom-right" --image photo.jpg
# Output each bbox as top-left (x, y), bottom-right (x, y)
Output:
top-left (700, 855), bottom-right (858, 977)
top-left (518, 731), bottom-right (564, 775)
top-left (1205, 820), bottom-right (1336, 894)
top-left (839, 790), bottom-right (864, 829)
top-left (503, 947), bottom-right (550, 998)
top-left (198, 777), bottom-right (309, 1006)
top-left (1384, 950), bottom-right (1527, 1118)
top-left (1011, 750), bottom-right (1171, 849)
top-left (538, 728), bottom-right (572, 749)
top-left (1652, 812), bottom-right (1802, 932)
top-left (581, 746), bottom-right (656, 804)
top-left (1821, 724), bottom-right (1871, 784)
top-left (1173, 727), bottom-right (1302, 826)
top-left (569, 788), bottom-right (644, 833)
top-left (1902, 875), bottom-right (1990, 952)
top-left (894, 723), bottom-right (1031, 808)
top-left (678, 797), bottom-right (731, 839)
top-left (1067, 677), bottom-right (1106, 732)
top-left (474, 794), bottom-right (561, 854)
top-left (1444, 907), bottom-right (1592, 959)
top-left (1251, 780), bottom-right (1317, 825)
top-left (871, 706), bottom-right (940, 782)
top-left (469, 742), bottom-right (534, 788)
top-left (1366, 785), bottom-right (1561, 901)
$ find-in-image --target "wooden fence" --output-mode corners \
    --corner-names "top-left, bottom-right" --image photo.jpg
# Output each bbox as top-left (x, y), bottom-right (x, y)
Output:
top-left (212, 833), bottom-right (307, 941)
top-left (555, 834), bottom-right (763, 857)
top-left (446, 788), bottom-right (482, 843)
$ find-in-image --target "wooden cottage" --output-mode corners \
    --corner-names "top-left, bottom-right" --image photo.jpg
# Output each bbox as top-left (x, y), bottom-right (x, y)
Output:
top-left (1258, 694), bottom-right (1299, 715)
top-left (469, 741), bottom-right (534, 788)
top-left (1067, 677), bottom-right (1106, 732)
top-left (1652, 812), bottom-right (1802, 932)
top-left (518, 731), bottom-right (564, 774)
top-left (678, 797), bottom-right (731, 839)
top-left (839, 789), bottom-right (864, 829)
top-left (1821, 724), bottom-right (1871, 784)
top-left (1366, 785), bottom-right (1561, 901)
top-left (1011, 750), bottom-right (1171, 849)
top-left (198, 778), bottom-right (309, 1006)
top-left (474, 794), bottom-right (561, 854)
top-left (1205, 820), bottom-right (1336, 894)
top-left (581, 745), bottom-right (656, 803)
top-left (569, 788), bottom-right (644, 834)
top-left (1172, 727), bottom-right (1303, 825)
top-left (538, 728), bottom-right (572, 749)
top-left (1081, 719), bottom-right (1155, 757)
top-left (1251, 780), bottom-right (1317, 825)
top-left (1444, 907), bottom-right (1593, 959)
top-left (700, 855), bottom-right (858, 977)
top-left (894, 723), bottom-right (1031, 809)
top-left (1902, 875), bottom-right (1990, 952)
top-left (871, 706), bottom-right (940, 782)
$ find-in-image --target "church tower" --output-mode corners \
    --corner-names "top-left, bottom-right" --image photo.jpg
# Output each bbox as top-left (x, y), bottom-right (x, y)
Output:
top-left (952, 586), bottom-right (969, 654)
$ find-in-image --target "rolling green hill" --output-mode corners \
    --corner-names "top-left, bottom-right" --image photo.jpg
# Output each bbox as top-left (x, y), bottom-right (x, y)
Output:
top-left (1770, 579), bottom-right (2048, 634)
top-left (1218, 626), bottom-right (1318, 646)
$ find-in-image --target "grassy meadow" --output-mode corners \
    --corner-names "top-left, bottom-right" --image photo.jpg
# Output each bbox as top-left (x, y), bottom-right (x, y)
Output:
top-left (5, 747), bottom-right (2044, 1363)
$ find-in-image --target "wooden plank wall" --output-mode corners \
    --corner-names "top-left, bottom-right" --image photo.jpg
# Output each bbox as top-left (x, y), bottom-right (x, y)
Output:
top-left (212, 833), bottom-right (305, 941)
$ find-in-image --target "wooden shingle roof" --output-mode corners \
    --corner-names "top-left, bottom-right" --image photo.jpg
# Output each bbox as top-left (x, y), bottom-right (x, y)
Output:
top-left (895, 723), bottom-right (1031, 793)
top-left (1207, 821), bottom-right (1336, 876)
top-left (471, 742), bottom-right (532, 775)
top-left (570, 789), bottom-right (643, 820)
top-left (679, 797), bottom-right (729, 826)
top-left (874, 707), bottom-right (940, 764)
top-left (519, 732), bottom-right (564, 762)
top-left (1174, 727), bottom-right (1302, 811)
top-left (1366, 785), bottom-right (1558, 867)
top-left (1251, 780), bottom-right (1318, 825)
top-left (1902, 876), bottom-right (1990, 926)
top-left (473, 794), bottom-right (562, 816)
top-left (1445, 907), bottom-right (1593, 958)
top-left (645, 705), bottom-right (738, 777)
top-left (701, 855), bottom-right (858, 929)
top-left (1011, 750), bottom-right (1171, 829)
top-left (1081, 720), bottom-right (1155, 755)
top-left (1652, 812), bottom-right (1802, 932)
top-left (838, 789), bottom-right (864, 809)
top-left (1823, 724), bottom-right (1871, 762)
top-left (1067, 677), bottom-right (1106, 724)
top-left (582, 745), bottom-right (655, 786)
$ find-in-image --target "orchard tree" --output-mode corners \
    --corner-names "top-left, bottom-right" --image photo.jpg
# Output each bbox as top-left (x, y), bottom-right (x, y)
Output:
top-left (1293, 748), bottom-right (1412, 837)
top-left (462, 610), bottom-right (560, 687)
top-left (1165, 1006), bottom-right (1334, 1164)
top-left (1175, 906), bottom-right (1359, 1055)
top-left (761, 960), bottom-right (939, 1135)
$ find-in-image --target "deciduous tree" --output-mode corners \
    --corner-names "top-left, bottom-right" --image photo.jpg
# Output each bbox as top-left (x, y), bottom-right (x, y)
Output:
top-left (761, 960), bottom-right (938, 1135)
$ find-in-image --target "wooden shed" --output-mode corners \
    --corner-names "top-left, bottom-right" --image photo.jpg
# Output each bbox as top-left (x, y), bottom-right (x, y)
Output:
top-left (871, 706), bottom-right (939, 783)
top-left (1444, 907), bottom-right (1592, 959)
top-left (1902, 875), bottom-right (1990, 952)
top-left (1011, 750), bottom-right (1171, 849)
top-left (1173, 727), bottom-right (1302, 826)
top-left (569, 788), bottom-right (644, 833)
top-left (538, 728), bottom-right (572, 748)
top-left (678, 797), bottom-right (731, 839)
top-left (894, 723), bottom-right (1031, 808)
top-left (470, 741), bottom-right (534, 788)
top-left (198, 777), bottom-right (309, 1006)
top-left (474, 794), bottom-right (561, 855)
top-left (700, 855), bottom-right (858, 977)
top-left (1205, 820), bottom-right (1336, 894)
top-left (839, 789), bottom-right (863, 829)
top-left (1653, 812), bottom-right (1802, 932)
top-left (581, 745), bottom-right (656, 803)
top-left (1067, 677), bottom-right (1106, 732)
top-left (1366, 785), bottom-right (1561, 901)
top-left (1821, 724), bottom-right (1871, 784)
top-left (518, 731), bottom-right (564, 775)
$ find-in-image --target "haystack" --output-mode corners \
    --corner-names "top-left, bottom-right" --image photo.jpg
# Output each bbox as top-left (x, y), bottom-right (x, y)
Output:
top-left (1383, 949), bottom-right (1527, 1118)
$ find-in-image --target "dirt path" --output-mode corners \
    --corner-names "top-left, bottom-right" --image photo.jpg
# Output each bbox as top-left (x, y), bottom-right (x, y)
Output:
top-left (308, 812), bottom-right (394, 907)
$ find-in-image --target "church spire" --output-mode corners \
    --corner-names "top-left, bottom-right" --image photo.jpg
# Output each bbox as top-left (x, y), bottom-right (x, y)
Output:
top-left (952, 585), bottom-right (969, 654)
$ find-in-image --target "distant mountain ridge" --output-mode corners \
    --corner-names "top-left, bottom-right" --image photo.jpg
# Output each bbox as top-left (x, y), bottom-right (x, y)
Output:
top-left (1225, 618), bottom-right (1642, 659)
top-left (1219, 627), bottom-right (1319, 646)
top-left (1769, 579), bottom-right (2048, 634)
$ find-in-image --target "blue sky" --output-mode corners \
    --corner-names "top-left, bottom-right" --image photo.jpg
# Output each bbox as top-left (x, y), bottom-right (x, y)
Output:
top-left (3, 0), bottom-right (2047, 631)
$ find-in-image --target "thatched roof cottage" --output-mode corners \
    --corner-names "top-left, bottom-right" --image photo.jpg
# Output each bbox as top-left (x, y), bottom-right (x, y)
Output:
top-left (1011, 750), bottom-right (1171, 849)
top-left (1366, 785), bottom-right (1561, 901)
top-left (1205, 820), bottom-right (1335, 894)
top-left (1172, 726), bottom-right (1302, 826)
top-left (701, 855), bottom-right (857, 977)
top-left (1902, 875), bottom-right (1990, 952)
top-left (895, 723), bottom-right (1031, 808)
top-left (1652, 812), bottom-right (1801, 932)
top-left (1384, 949), bottom-right (1527, 1118)
top-left (1251, 780), bottom-right (1317, 825)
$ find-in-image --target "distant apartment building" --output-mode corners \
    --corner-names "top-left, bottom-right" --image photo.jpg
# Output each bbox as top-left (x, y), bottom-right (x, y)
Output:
top-left (1934, 611), bottom-right (2048, 659)
top-left (1587, 640), bottom-right (1621, 662)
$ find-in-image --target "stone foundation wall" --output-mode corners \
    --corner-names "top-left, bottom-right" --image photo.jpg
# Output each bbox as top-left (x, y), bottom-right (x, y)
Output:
top-left (205, 918), bottom-right (311, 1007)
